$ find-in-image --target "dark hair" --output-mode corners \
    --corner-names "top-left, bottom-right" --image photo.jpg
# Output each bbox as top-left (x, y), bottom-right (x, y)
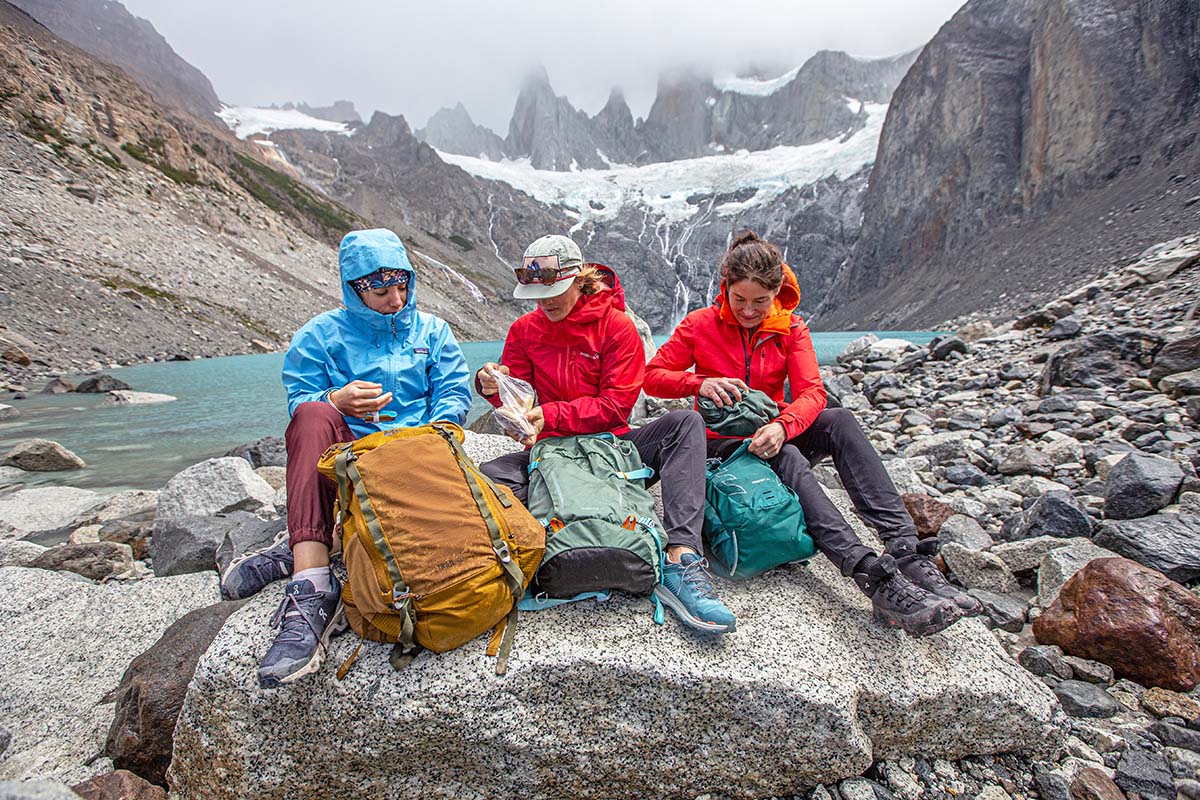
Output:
top-left (720, 230), bottom-right (784, 291)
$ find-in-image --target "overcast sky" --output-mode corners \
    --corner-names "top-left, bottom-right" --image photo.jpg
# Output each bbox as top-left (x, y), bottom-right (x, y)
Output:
top-left (120, 0), bottom-right (967, 133)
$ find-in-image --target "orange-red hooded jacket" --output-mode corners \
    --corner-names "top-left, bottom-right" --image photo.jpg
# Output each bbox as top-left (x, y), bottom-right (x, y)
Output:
top-left (480, 264), bottom-right (645, 441)
top-left (644, 265), bottom-right (826, 439)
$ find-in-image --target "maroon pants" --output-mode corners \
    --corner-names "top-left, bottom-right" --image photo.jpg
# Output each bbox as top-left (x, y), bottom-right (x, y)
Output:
top-left (285, 402), bottom-right (352, 550)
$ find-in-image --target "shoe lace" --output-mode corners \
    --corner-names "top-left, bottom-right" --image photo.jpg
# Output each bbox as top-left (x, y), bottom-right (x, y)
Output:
top-left (678, 558), bottom-right (720, 600)
top-left (269, 590), bottom-right (325, 649)
top-left (245, 546), bottom-right (292, 584)
top-left (902, 554), bottom-right (950, 588)
top-left (877, 573), bottom-right (930, 613)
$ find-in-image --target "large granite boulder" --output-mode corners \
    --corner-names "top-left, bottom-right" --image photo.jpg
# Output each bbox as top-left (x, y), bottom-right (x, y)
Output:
top-left (168, 491), bottom-right (1065, 799)
top-left (1092, 513), bottom-right (1200, 583)
top-left (106, 601), bottom-right (246, 787)
top-left (1040, 329), bottom-right (1164, 395)
top-left (997, 491), bottom-right (1092, 543)
top-left (0, 568), bottom-right (218, 785)
top-left (0, 782), bottom-right (81, 799)
top-left (153, 458), bottom-right (275, 529)
top-left (1033, 557), bottom-right (1200, 692)
top-left (223, 437), bottom-right (287, 469)
top-left (1149, 332), bottom-right (1200, 385)
top-left (0, 488), bottom-right (102, 540)
top-left (0, 440), bottom-right (86, 472)
top-left (152, 512), bottom-right (284, 578)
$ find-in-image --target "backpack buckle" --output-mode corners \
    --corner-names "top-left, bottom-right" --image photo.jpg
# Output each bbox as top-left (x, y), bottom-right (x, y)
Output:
top-left (494, 542), bottom-right (512, 563)
top-left (391, 588), bottom-right (415, 609)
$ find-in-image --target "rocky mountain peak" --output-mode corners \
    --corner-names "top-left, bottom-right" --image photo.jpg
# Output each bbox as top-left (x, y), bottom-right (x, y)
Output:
top-left (415, 101), bottom-right (505, 161)
top-left (505, 64), bottom-right (608, 170)
top-left (9, 0), bottom-right (221, 119)
top-left (283, 100), bottom-right (361, 124)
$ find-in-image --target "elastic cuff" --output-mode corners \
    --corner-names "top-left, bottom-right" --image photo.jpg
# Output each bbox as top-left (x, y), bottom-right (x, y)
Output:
top-left (289, 526), bottom-right (333, 550)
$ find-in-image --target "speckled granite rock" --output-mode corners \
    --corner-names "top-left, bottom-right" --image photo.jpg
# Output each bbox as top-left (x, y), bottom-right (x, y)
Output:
top-left (0, 487), bottom-right (102, 540)
top-left (168, 491), bottom-right (1065, 800)
top-left (462, 430), bottom-right (524, 464)
top-left (0, 568), bottom-right (218, 785)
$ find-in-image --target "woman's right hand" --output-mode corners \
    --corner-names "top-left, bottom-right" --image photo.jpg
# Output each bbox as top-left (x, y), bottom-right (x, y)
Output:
top-left (698, 376), bottom-right (748, 408)
top-left (477, 362), bottom-right (510, 396)
top-left (329, 380), bottom-right (393, 417)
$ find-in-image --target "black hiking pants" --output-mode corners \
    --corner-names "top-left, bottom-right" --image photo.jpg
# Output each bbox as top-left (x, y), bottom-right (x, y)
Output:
top-left (479, 409), bottom-right (706, 552)
top-left (706, 407), bottom-right (918, 575)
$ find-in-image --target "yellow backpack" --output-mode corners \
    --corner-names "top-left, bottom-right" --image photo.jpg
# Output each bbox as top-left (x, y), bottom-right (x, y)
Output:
top-left (317, 422), bottom-right (544, 675)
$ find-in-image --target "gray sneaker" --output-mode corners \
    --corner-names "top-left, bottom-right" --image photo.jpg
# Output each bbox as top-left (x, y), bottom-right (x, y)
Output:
top-left (257, 571), bottom-right (346, 689)
top-left (220, 530), bottom-right (294, 600)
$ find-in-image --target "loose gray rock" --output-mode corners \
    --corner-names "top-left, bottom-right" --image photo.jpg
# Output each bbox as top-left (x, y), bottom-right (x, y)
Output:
top-left (1052, 681), bottom-right (1120, 718)
top-left (0, 487), bottom-right (102, 540)
top-left (1043, 316), bottom-right (1082, 341)
top-left (941, 542), bottom-right (1018, 593)
top-left (0, 405), bottom-right (17, 421)
top-left (998, 446), bottom-right (1054, 477)
top-left (938, 515), bottom-right (994, 551)
top-left (153, 512), bottom-right (283, 578)
top-left (997, 491), bottom-right (1092, 543)
top-left (74, 375), bottom-right (130, 393)
top-left (1149, 333), bottom-right (1200, 385)
top-left (971, 590), bottom-right (1027, 633)
top-left (28, 541), bottom-right (134, 581)
top-left (1040, 329), bottom-right (1165, 394)
top-left (991, 536), bottom-right (1092, 574)
top-left (1037, 541), bottom-right (1122, 608)
top-left (0, 567), bottom-right (217, 785)
top-left (0, 440), bottom-right (86, 472)
top-left (224, 436), bottom-right (287, 469)
top-left (168, 492), bottom-right (1065, 799)
top-left (945, 464), bottom-right (988, 487)
top-left (103, 390), bottom-right (176, 405)
top-left (1092, 513), bottom-right (1200, 583)
top-left (153, 458), bottom-right (275, 529)
top-left (1103, 452), bottom-right (1184, 520)
top-left (1019, 645), bottom-right (1073, 679)
top-left (1160, 369), bottom-right (1200, 399)
top-left (1114, 747), bottom-right (1175, 800)
top-left (1061, 656), bottom-right (1113, 686)
top-left (0, 540), bottom-right (47, 568)
top-left (1152, 721), bottom-right (1200, 754)
top-left (904, 432), bottom-right (974, 465)
top-left (0, 781), bottom-right (83, 799)
top-left (39, 378), bottom-right (75, 395)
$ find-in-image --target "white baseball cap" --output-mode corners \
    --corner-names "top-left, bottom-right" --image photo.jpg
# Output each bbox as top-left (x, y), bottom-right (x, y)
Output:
top-left (513, 234), bottom-right (583, 300)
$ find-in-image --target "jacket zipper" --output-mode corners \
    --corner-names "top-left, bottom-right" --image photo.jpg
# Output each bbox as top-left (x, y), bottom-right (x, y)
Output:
top-left (740, 329), bottom-right (751, 384)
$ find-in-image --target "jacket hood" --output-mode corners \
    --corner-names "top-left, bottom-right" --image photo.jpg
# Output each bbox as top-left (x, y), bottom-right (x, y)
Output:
top-left (338, 229), bottom-right (417, 333)
top-left (716, 263), bottom-right (801, 335)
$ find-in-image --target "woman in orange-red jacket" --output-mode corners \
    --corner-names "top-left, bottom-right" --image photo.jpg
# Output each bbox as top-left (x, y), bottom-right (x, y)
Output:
top-left (644, 231), bottom-right (980, 636)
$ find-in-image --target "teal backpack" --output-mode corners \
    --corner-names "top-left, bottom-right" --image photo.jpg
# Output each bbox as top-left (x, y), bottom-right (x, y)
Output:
top-left (703, 442), bottom-right (815, 579)
top-left (522, 434), bottom-right (664, 600)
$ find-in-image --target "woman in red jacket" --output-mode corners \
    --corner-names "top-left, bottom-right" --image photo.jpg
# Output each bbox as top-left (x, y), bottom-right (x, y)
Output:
top-left (645, 231), bottom-right (981, 636)
top-left (476, 234), bottom-right (736, 635)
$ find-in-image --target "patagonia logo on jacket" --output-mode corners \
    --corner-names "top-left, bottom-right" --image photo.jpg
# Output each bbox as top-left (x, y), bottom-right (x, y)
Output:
top-left (414, 347), bottom-right (430, 355)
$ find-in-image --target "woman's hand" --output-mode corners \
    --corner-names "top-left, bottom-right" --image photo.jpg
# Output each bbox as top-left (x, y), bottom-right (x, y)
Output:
top-left (477, 362), bottom-right (509, 396)
top-left (698, 376), bottom-right (748, 408)
top-left (519, 406), bottom-right (545, 447)
top-left (747, 422), bottom-right (787, 459)
top-left (329, 380), bottom-right (393, 417)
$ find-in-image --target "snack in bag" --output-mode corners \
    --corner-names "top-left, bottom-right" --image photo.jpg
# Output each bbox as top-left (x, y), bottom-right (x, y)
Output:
top-left (491, 370), bottom-right (537, 440)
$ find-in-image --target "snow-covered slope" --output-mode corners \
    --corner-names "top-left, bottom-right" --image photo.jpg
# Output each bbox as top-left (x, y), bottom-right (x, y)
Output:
top-left (217, 105), bottom-right (352, 139)
top-left (439, 101), bottom-right (886, 231)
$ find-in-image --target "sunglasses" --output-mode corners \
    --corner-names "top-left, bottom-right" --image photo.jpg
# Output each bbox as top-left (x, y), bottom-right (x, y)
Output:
top-left (514, 255), bottom-right (576, 286)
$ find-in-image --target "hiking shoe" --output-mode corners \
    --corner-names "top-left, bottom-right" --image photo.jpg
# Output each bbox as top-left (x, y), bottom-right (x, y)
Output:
top-left (257, 571), bottom-right (346, 689)
top-left (887, 538), bottom-right (984, 616)
top-left (654, 552), bottom-right (736, 634)
top-left (219, 529), bottom-right (294, 600)
top-left (852, 554), bottom-right (960, 637)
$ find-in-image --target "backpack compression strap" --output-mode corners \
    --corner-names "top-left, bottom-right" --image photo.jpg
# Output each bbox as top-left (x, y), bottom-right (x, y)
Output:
top-left (333, 446), bottom-right (418, 650)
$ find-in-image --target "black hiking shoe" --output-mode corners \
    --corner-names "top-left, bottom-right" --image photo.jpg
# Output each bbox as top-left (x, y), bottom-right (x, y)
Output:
top-left (886, 538), bottom-right (984, 616)
top-left (852, 554), bottom-right (960, 637)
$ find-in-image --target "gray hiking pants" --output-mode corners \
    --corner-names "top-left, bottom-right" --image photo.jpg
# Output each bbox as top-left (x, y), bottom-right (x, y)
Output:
top-left (479, 409), bottom-right (706, 552)
top-left (706, 407), bottom-right (918, 575)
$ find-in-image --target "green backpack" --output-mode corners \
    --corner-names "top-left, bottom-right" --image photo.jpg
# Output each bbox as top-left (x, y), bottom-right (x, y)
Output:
top-left (703, 442), bottom-right (815, 580)
top-left (697, 388), bottom-right (780, 437)
top-left (525, 434), bottom-right (664, 598)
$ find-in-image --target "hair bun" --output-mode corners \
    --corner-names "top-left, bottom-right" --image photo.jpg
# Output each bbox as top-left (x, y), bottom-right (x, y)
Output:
top-left (730, 230), bottom-right (762, 250)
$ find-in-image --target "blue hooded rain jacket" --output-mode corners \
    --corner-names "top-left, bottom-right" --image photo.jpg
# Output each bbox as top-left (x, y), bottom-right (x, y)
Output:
top-left (282, 229), bottom-right (471, 438)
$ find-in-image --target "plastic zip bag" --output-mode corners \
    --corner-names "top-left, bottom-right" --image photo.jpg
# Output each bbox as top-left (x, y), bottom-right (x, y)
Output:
top-left (491, 369), bottom-right (537, 441)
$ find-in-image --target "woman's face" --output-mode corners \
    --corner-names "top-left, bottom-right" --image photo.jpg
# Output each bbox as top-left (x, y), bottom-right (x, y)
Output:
top-left (537, 281), bottom-right (583, 323)
top-left (360, 285), bottom-right (408, 315)
top-left (727, 278), bottom-right (779, 329)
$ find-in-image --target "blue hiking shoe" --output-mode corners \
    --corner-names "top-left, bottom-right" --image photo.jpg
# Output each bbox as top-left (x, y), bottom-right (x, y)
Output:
top-left (257, 571), bottom-right (346, 689)
top-left (654, 552), bottom-right (736, 634)
top-left (219, 530), bottom-right (294, 601)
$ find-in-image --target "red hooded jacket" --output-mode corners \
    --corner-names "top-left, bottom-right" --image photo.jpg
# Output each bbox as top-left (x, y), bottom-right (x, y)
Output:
top-left (481, 265), bottom-right (645, 441)
top-left (644, 265), bottom-right (826, 439)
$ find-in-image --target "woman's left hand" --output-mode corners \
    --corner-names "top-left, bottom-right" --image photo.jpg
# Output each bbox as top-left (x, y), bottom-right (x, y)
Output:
top-left (519, 406), bottom-right (545, 448)
top-left (747, 422), bottom-right (787, 459)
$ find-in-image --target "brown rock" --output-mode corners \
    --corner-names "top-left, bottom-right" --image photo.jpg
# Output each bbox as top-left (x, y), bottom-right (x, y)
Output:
top-left (41, 377), bottom-right (76, 394)
top-left (902, 493), bottom-right (957, 537)
top-left (1033, 557), bottom-right (1200, 692)
top-left (1141, 686), bottom-right (1200, 721)
top-left (1, 438), bottom-right (87, 471)
top-left (1, 344), bottom-right (31, 366)
top-left (72, 769), bottom-right (166, 799)
top-left (1070, 767), bottom-right (1125, 800)
top-left (106, 600), bottom-right (246, 786)
top-left (29, 541), bottom-right (134, 580)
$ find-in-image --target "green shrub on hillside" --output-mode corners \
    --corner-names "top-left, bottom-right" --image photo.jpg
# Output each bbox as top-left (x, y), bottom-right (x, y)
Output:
top-left (230, 153), bottom-right (356, 241)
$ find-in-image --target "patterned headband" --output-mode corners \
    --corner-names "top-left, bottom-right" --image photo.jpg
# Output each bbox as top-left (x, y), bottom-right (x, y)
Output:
top-left (349, 268), bottom-right (410, 294)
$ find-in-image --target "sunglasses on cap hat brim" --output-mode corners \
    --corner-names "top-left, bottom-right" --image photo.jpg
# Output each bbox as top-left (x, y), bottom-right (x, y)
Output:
top-left (513, 254), bottom-right (579, 286)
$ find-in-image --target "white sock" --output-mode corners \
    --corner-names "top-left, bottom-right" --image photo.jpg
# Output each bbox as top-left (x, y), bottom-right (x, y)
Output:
top-left (292, 566), bottom-right (333, 593)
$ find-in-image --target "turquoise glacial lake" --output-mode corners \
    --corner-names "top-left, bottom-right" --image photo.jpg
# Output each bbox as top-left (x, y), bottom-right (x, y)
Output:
top-left (0, 333), bottom-right (941, 494)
